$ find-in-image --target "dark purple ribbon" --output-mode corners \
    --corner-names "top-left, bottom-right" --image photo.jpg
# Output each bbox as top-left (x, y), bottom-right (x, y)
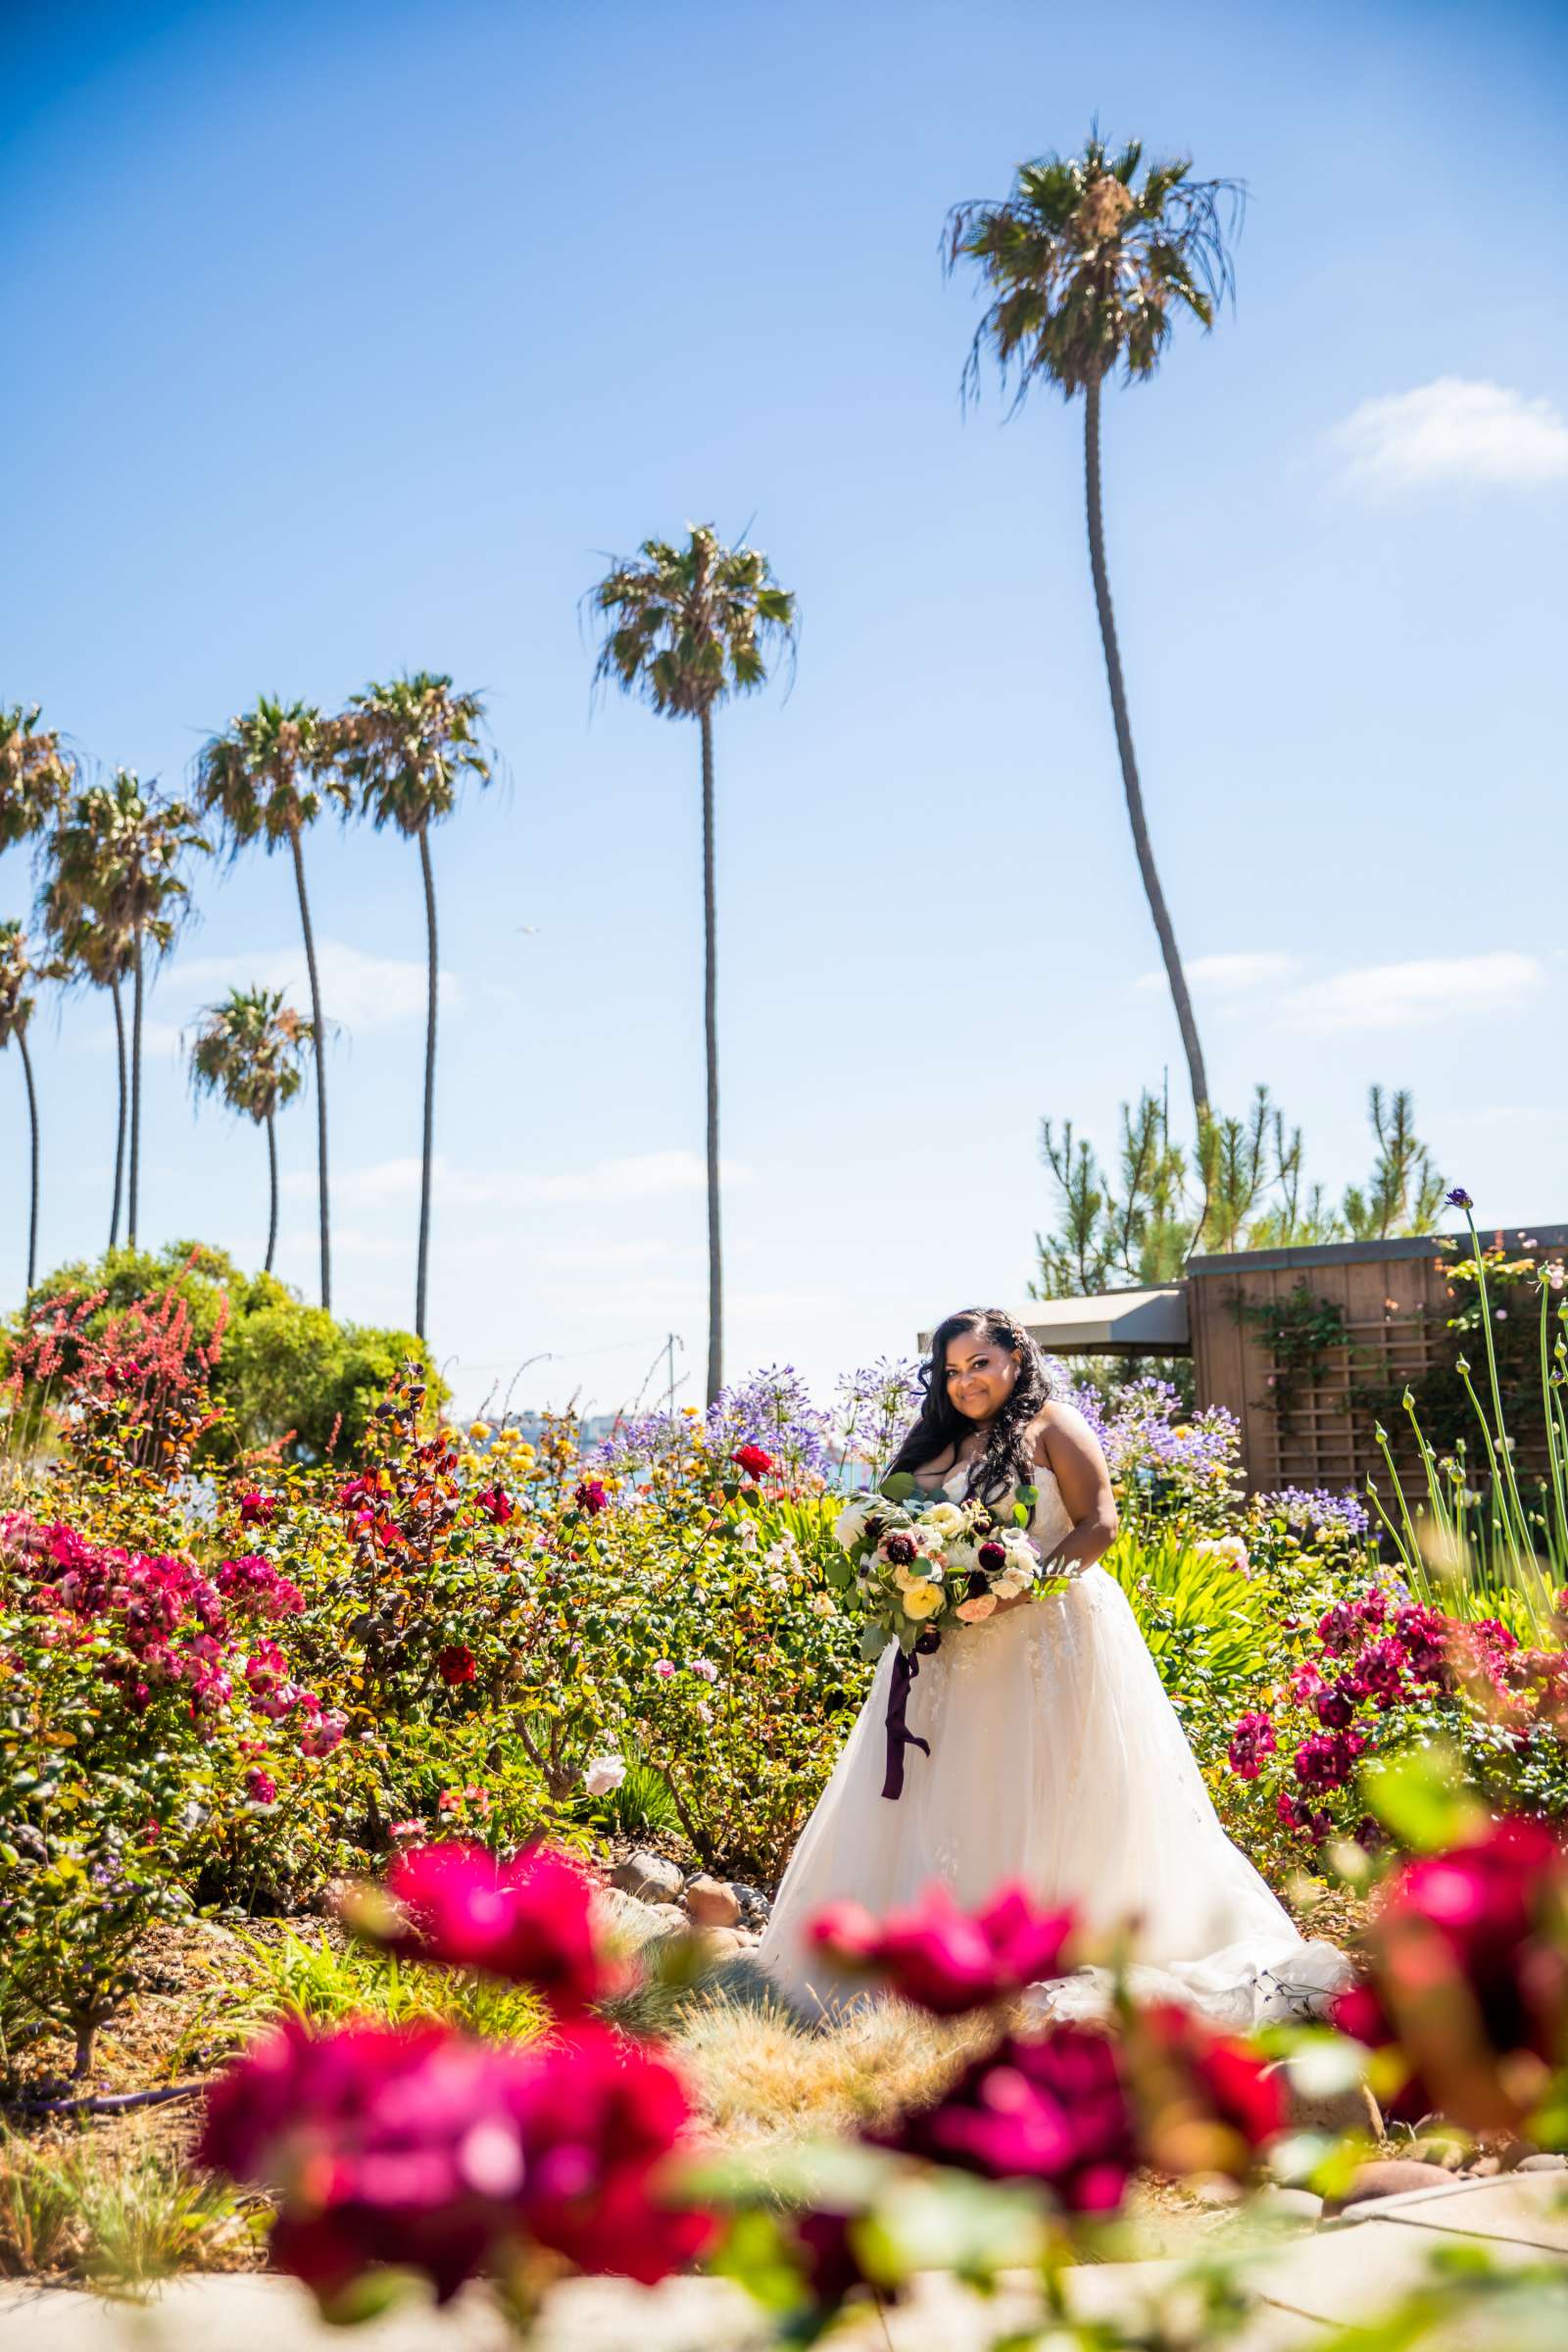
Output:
top-left (881, 1628), bottom-right (942, 1800)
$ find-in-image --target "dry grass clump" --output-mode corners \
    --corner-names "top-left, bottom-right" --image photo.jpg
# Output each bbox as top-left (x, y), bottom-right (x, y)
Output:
top-left (672, 1986), bottom-right (996, 2147)
top-left (0, 2127), bottom-right (258, 2291)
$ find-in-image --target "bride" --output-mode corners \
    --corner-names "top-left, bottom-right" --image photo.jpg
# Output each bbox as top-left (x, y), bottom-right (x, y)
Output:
top-left (755, 1307), bottom-right (1350, 2030)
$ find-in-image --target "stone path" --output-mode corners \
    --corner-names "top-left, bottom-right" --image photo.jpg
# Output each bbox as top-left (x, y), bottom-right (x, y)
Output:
top-left (1, 2175), bottom-right (1563, 2350)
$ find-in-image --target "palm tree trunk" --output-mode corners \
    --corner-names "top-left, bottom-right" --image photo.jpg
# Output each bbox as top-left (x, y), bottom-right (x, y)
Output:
top-left (264, 1112), bottom-right (278, 1274)
top-left (1083, 368), bottom-right (1209, 1127)
top-left (289, 820), bottom-right (331, 1311)
top-left (109, 973), bottom-right (127, 1252)
top-left (416, 818), bottom-right (438, 1343)
top-left (700, 708), bottom-right (722, 1405)
top-left (18, 1029), bottom-right (39, 1294)
top-left (128, 931), bottom-right (143, 1249)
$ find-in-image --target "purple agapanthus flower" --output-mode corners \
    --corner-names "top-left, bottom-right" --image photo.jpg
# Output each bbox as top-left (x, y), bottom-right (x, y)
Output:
top-left (1255, 1486), bottom-right (1371, 1540)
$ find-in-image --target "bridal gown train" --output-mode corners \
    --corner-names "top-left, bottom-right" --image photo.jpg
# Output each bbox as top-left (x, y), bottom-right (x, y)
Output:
top-left (756, 1460), bottom-right (1351, 2032)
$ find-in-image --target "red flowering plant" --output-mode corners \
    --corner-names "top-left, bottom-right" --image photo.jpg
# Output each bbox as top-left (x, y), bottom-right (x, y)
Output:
top-left (0, 1513), bottom-right (336, 2073)
top-left (196, 1839), bottom-right (712, 2321)
top-left (1220, 1576), bottom-right (1568, 1856)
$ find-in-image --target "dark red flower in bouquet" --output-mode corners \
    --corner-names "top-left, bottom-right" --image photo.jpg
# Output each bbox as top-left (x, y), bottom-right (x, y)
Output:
top-left (365, 1840), bottom-right (622, 2016)
top-left (884, 2022), bottom-right (1136, 2213)
top-left (475, 1484), bottom-right (514, 1525)
top-left (808, 1881), bottom-right (1075, 2015)
top-left (731, 1445), bottom-right (774, 1480)
top-left (437, 1644), bottom-right (477, 1687)
top-left (237, 1490), bottom-right (276, 1526)
top-left (977, 1540), bottom-right (1007, 1572)
top-left (195, 2015), bottom-right (711, 2310)
top-left (573, 1478), bottom-right (610, 1516)
top-left (1332, 1816), bottom-right (1568, 2130)
top-left (882, 1533), bottom-right (917, 1567)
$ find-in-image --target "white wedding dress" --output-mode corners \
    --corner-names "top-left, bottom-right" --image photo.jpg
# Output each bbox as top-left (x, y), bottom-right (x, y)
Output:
top-left (756, 1459), bottom-right (1350, 2032)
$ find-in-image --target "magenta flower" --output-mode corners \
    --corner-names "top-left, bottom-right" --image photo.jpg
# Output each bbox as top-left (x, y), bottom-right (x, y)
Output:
top-left (1333, 1816), bottom-right (1568, 2130)
top-left (475, 1484), bottom-right (514, 1525)
top-left (1226, 1710), bottom-right (1276, 1781)
top-left (573, 1478), bottom-right (611, 1516)
top-left (194, 2015), bottom-right (712, 2310)
top-left (299, 1708), bottom-right (347, 1758)
top-left (885, 2022), bottom-right (1135, 2211)
top-left (237, 1491), bottom-right (277, 1526)
top-left (364, 1840), bottom-right (622, 2017)
top-left (246, 1767), bottom-right (278, 1805)
top-left (808, 1881), bottom-right (1075, 2015)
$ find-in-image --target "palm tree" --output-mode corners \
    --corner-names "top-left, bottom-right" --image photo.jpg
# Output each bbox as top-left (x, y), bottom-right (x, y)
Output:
top-left (38, 903), bottom-right (135, 1250)
top-left (193, 701), bottom-right (344, 1311)
top-left (0, 704), bottom-right (74, 858)
top-left (334, 673), bottom-right (491, 1342)
top-left (946, 134), bottom-right (1242, 1130)
top-left (589, 526), bottom-right (797, 1403)
top-left (188, 987), bottom-right (313, 1273)
top-left (45, 773), bottom-right (208, 1248)
top-left (0, 922), bottom-right (42, 1291)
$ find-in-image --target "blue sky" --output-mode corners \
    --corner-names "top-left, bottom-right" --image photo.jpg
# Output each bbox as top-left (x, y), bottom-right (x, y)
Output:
top-left (3, 0), bottom-right (1565, 1418)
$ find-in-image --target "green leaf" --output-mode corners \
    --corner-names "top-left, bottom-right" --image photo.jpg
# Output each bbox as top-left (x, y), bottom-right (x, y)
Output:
top-left (879, 1472), bottom-right (915, 1502)
top-left (1360, 1740), bottom-right (1486, 1854)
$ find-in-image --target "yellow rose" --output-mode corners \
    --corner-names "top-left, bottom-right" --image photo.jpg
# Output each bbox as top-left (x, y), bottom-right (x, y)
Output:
top-left (902, 1580), bottom-right (945, 1621)
top-left (468, 1421), bottom-right (492, 1443)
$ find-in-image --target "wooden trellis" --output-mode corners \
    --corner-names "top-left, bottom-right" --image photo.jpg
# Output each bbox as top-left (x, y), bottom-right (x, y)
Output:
top-left (1186, 1225), bottom-right (1568, 1496)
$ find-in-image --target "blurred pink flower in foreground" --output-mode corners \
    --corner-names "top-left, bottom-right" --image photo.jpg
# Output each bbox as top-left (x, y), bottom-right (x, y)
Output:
top-left (808, 1880), bottom-right (1075, 2014)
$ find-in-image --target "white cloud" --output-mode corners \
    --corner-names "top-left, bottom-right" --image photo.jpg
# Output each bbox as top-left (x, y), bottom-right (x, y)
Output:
top-left (1328, 378), bottom-right (1568, 491)
top-left (1134, 952), bottom-right (1300, 997)
top-left (299, 1149), bottom-right (752, 1211)
top-left (1279, 953), bottom-right (1545, 1035)
top-left (168, 940), bottom-right (461, 1033)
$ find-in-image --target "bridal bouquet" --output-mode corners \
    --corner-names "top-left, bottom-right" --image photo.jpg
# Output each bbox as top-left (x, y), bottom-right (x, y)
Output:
top-left (828, 1472), bottom-right (1068, 1664)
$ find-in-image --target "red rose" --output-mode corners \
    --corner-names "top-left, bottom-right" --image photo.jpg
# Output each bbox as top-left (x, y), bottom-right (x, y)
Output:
top-left (475, 1485), bottom-right (514, 1526)
top-left (365, 1840), bottom-right (625, 2017)
top-left (437, 1644), bottom-right (477, 1687)
top-left (732, 1445), bottom-right (774, 1480)
top-left (237, 1491), bottom-right (276, 1526)
top-left (573, 1479), bottom-right (610, 1516)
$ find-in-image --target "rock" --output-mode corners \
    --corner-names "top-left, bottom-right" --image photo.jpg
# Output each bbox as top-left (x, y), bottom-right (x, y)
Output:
top-left (1251, 2186), bottom-right (1323, 2230)
top-left (695, 1926), bottom-right (752, 1963)
top-left (685, 1875), bottom-right (741, 1929)
top-left (729, 1881), bottom-right (772, 1925)
top-left (1467, 2154), bottom-right (1502, 2178)
top-left (1282, 2078), bottom-right (1385, 2143)
top-left (592, 1886), bottom-right (688, 1951)
top-left (1190, 2178), bottom-right (1243, 2208)
top-left (1496, 2138), bottom-right (1541, 2171)
top-left (1516, 2153), bottom-right (1568, 2174)
top-left (611, 1850), bottom-right (684, 1904)
top-left (1327, 2158), bottom-right (1458, 2215)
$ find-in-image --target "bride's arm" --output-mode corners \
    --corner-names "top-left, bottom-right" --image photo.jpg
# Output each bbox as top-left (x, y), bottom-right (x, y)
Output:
top-left (994, 1401), bottom-right (1120, 1612)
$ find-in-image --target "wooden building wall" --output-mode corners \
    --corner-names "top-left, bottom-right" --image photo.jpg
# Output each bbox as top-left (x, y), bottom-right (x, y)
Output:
top-left (1187, 1225), bottom-right (1568, 1496)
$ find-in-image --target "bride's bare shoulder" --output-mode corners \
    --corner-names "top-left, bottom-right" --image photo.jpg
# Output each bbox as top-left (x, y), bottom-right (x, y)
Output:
top-left (1027, 1399), bottom-right (1102, 1464)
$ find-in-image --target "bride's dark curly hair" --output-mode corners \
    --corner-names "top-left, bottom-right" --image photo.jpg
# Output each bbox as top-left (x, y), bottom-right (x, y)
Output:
top-left (887, 1306), bottom-right (1058, 1504)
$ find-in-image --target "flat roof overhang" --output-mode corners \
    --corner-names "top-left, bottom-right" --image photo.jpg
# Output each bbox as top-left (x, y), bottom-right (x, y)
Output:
top-left (919, 1286), bottom-right (1191, 1359)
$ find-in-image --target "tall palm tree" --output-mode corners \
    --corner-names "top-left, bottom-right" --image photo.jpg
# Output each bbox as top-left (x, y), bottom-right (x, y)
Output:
top-left (947, 135), bottom-right (1242, 1130)
top-left (188, 986), bottom-right (313, 1273)
top-left (193, 701), bottom-right (344, 1310)
top-left (589, 526), bottom-right (797, 1403)
top-left (0, 922), bottom-right (42, 1292)
top-left (45, 773), bottom-right (208, 1249)
top-left (38, 902), bottom-right (134, 1250)
top-left (334, 673), bottom-right (491, 1342)
top-left (0, 704), bottom-right (74, 858)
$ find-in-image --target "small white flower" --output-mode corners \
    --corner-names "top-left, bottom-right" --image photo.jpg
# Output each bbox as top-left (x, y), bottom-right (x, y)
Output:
top-left (991, 1573), bottom-right (1027, 1599)
top-left (583, 1754), bottom-right (626, 1796)
top-left (809, 1591), bottom-right (837, 1617)
top-left (918, 1500), bottom-right (964, 1538)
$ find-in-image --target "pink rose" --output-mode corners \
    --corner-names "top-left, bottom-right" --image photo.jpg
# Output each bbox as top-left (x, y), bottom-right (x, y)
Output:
top-left (955, 1593), bottom-right (997, 1624)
